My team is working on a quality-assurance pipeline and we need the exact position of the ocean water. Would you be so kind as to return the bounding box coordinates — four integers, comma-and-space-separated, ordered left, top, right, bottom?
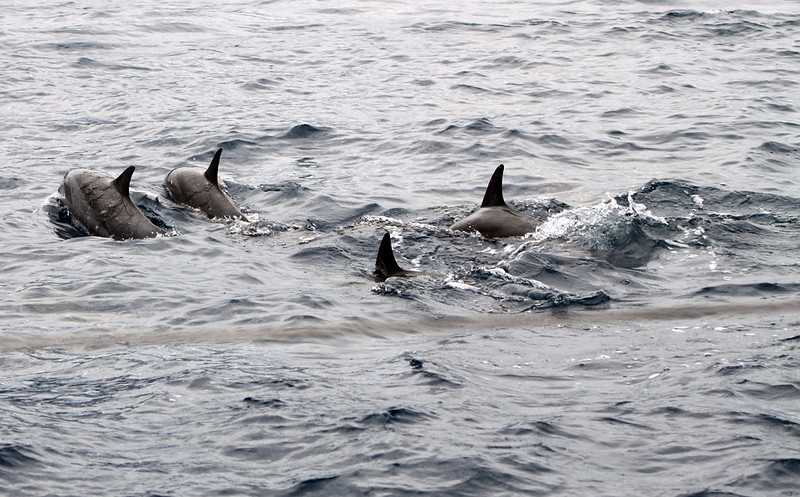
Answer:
1, 1, 799, 496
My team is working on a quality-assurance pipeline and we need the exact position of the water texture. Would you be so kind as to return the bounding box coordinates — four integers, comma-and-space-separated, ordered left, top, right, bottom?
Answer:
1, 1, 798, 496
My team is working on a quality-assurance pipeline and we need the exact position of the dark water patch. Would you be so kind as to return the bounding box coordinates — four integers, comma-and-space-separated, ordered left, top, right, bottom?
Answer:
398, 352, 463, 388
736, 381, 800, 401
601, 223, 667, 268
214, 138, 259, 152
500, 420, 583, 441
763, 102, 796, 113
0, 444, 41, 469
763, 458, 800, 478
731, 458, 800, 493
264, 23, 324, 32
242, 397, 287, 408
290, 245, 354, 265
706, 21, 769, 37
692, 282, 800, 298
650, 406, 714, 419
725, 411, 800, 436
226, 375, 311, 391
503, 129, 572, 148
499, 252, 619, 299
242, 78, 282, 91
526, 87, 574, 99
235, 412, 294, 426
650, 84, 676, 94
371, 455, 559, 495
659, 10, 705, 20
408, 21, 510, 33
756, 141, 800, 155
46, 26, 117, 36
629, 179, 800, 220
223, 441, 296, 464
278, 475, 343, 497
357, 406, 434, 427
450, 83, 499, 95
306, 200, 381, 230
281, 124, 328, 139
35, 40, 116, 51
601, 107, 643, 118
437, 117, 501, 136
481, 55, 528, 69
728, 78, 798, 89
72, 57, 152, 72
677, 491, 749, 497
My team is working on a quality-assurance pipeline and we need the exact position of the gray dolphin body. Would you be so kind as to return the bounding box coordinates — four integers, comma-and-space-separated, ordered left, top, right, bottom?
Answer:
61, 166, 166, 240
450, 164, 533, 238
165, 149, 245, 220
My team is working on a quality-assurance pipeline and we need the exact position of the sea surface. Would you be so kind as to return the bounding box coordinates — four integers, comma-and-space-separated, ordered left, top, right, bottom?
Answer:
1, 1, 799, 496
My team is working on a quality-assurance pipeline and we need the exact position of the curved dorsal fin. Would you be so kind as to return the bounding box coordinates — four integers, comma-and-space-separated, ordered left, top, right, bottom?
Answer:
375, 232, 404, 280
204, 148, 222, 185
113, 166, 135, 198
480, 164, 507, 208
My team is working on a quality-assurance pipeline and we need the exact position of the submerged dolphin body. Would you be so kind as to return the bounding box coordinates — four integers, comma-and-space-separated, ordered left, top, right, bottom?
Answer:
374, 232, 419, 281
61, 166, 167, 240
165, 148, 245, 220
450, 164, 533, 238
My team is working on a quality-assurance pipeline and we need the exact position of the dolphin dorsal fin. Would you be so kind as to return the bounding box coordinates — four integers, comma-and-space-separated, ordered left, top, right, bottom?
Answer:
204, 148, 222, 185
375, 232, 404, 280
113, 166, 135, 198
480, 164, 507, 208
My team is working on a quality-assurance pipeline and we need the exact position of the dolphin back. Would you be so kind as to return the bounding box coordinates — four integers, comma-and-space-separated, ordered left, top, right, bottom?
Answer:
165, 148, 245, 220
450, 163, 534, 237
62, 168, 165, 240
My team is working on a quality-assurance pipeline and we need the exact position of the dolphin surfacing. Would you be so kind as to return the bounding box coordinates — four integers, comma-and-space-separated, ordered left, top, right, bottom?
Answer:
450, 164, 533, 238
61, 166, 166, 240
165, 148, 245, 220
374, 232, 419, 281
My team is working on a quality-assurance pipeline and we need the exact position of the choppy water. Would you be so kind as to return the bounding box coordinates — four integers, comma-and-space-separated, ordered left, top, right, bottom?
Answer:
2, 1, 799, 496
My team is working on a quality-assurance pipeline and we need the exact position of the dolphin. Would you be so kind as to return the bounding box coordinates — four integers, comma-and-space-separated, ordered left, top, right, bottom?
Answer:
374, 232, 420, 281
165, 148, 245, 220
61, 166, 167, 240
450, 164, 533, 237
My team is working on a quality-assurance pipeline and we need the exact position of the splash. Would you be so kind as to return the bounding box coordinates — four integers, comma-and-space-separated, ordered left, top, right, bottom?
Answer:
227, 213, 296, 237
503, 194, 667, 261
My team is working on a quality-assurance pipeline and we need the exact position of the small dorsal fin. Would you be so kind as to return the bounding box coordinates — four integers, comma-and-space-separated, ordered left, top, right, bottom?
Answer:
204, 148, 222, 185
375, 232, 404, 280
480, 164, 507, 208
113, 166, 135, 198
